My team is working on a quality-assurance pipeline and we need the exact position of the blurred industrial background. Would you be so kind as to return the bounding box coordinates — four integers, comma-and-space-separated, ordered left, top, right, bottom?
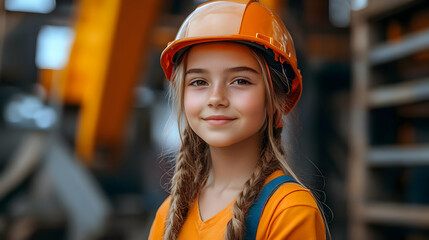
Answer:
0, 0, 428, 239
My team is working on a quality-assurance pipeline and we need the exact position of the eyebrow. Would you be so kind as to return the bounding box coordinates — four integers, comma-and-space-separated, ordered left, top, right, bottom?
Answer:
185, 66, 259, 75
185, 68, 208, 74
226, 66, 259, 74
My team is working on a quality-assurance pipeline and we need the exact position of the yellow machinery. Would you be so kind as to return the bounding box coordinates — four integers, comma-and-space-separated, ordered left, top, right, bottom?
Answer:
63, 0, 162, 165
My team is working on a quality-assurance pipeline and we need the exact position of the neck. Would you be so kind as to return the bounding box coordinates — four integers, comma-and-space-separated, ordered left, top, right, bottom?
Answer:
205, 132, 262, 191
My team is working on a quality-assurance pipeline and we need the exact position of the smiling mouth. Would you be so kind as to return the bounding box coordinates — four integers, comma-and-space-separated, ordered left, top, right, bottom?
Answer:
203, 116, 236, 126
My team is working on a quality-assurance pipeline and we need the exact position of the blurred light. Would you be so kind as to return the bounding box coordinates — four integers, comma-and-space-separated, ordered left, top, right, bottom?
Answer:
5, 102, 21, 123
151, 97, 180, 151
5, 0, 56, 14
352, 0, 367, 11
19, 96, 42, 119
329, 0, 350, 27
4, 95, 57, 130
34, 107, 56, 129
36, 25, 74, 70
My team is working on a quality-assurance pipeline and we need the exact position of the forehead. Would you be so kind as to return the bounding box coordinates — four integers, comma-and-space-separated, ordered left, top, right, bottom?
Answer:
186, 42, 261, 71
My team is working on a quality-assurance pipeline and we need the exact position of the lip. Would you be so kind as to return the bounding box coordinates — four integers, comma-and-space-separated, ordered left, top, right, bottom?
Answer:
203, 115, 236, 126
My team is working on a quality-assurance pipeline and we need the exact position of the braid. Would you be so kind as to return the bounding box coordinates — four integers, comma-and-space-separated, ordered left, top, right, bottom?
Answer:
164, 126, 209, 240
164, 53, 211, 239
164, 129, 195, 240
224, 128, 282, 240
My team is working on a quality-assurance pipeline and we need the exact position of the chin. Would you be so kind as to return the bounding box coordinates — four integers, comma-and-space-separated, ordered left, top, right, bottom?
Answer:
205, 140, 235, 148
200, 137, 234, 148
200, 133, 256, 148
190, 125, 263, 148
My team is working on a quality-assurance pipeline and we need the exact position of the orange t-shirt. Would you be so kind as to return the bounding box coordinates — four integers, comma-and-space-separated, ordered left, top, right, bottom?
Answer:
149, 170, 326, 239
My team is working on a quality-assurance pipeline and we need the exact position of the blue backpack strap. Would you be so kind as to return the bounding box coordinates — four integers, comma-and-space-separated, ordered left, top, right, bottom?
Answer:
244, 175, 297, 240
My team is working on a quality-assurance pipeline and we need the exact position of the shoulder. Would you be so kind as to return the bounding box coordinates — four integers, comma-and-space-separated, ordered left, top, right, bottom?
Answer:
262, 171, 319, 210
148, 196, 171, 240
256, 173, 326, 239
269, 182, 319, 210
156, 195, 172, 218
262, 182, 321, 227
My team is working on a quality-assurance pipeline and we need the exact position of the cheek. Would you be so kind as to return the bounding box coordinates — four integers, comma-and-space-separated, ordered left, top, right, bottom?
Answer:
235, 89, 266, 121
184, 91, 202, 120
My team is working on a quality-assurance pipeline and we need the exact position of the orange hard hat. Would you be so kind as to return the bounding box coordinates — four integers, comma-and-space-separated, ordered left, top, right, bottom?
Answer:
160, 0, 302, 114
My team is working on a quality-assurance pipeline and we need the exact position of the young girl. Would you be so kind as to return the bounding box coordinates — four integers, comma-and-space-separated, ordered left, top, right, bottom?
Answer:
149, 0, 327, 239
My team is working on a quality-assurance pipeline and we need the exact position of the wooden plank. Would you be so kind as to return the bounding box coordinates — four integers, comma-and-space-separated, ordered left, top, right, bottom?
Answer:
370, 29, 429, 65
368, 144, 429, 166
368, 78, 429, 108
365, 203, 429, 228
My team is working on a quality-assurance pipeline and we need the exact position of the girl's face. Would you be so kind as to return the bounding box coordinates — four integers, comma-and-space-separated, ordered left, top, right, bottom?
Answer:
183, 42, 266, 147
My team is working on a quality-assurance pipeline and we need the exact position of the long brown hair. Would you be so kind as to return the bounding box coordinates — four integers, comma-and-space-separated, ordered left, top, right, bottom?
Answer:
164, 44, 306, 240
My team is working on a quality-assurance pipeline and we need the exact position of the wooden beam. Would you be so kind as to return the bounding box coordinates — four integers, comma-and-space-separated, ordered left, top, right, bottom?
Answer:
348, 16, 370, 240
368, 144, 429, 166
365, 203, 429, 228
368, 78, 429, 108
370, 29, 429, 65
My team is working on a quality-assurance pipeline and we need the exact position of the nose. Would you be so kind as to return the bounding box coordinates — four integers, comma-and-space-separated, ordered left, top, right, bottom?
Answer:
207, 83, 229, 108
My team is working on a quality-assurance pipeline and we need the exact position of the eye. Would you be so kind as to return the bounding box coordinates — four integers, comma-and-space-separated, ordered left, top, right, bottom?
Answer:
232, 78, 251, 85
190, 79, 208, 86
